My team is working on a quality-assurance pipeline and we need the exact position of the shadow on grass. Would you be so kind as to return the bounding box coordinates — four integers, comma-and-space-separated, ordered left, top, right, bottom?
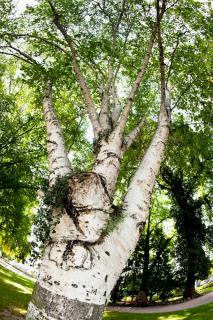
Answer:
0, 265, 34, 316
0, 265, 34, 290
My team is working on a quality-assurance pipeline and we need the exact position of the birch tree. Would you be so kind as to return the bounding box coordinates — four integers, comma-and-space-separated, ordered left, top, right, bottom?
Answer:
0, 0, 211, 319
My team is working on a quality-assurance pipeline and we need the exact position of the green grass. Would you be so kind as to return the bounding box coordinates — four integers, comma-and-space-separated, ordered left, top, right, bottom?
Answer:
196, 282, 213, 295
0, 264, 212, 320
104, 303, 213, 320
0, 264, 35, 316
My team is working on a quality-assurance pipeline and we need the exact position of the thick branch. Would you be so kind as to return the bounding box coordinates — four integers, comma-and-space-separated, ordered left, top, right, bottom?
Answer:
43, 81, 71, 185
122, 0, 170, 224
111, 82, 122, 125
95, 5, 171, 296
99, 65, 113, 131
157, 0, 171, 122
47, 0, 101, 139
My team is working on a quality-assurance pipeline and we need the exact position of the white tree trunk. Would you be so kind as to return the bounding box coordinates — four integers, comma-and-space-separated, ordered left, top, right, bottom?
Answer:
26, 106, 170, 320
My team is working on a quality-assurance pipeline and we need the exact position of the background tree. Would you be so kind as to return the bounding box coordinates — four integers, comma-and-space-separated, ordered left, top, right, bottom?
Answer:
159, 109, 213, 298
161, 165, 212, 299
0, 66, 46, 260
111, 191, 177, 305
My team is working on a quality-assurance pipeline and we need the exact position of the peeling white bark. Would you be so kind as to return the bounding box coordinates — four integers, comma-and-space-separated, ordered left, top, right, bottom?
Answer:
93, 133, 122, 195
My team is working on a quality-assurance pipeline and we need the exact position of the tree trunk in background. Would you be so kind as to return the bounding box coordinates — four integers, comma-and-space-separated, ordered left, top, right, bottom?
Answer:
183, 219, 197, 299
183, 272, 196, 299
136, 213, 151, 305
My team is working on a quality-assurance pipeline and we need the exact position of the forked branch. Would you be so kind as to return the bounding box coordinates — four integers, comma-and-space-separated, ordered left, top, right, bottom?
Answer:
119, 0, 170, 227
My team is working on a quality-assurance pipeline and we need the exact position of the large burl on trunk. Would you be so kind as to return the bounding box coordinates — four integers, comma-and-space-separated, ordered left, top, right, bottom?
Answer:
27, 1, 170, 319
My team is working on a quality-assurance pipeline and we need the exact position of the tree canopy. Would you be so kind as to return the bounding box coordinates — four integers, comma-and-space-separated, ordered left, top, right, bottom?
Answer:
0, 1, 212, 318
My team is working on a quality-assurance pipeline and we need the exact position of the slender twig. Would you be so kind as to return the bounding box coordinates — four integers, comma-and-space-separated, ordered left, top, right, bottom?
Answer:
172, 81, 194, 110
166, 30, 189, 84
166, 0, 179, 11
0, 32, 67, 53
0, 44, 39, 65
0, 51, 34, 65
10, 45, 39, 65
123, 119, 146, 152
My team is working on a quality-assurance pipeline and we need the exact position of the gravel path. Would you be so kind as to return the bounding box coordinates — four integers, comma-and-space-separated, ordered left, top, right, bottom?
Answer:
107, 292, 213, 314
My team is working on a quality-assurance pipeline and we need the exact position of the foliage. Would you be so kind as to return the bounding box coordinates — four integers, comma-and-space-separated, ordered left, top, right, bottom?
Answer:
31, 175, 71, 260
104, 206, 124, 235
157, 91, 213, 298
0, 73, 46, 260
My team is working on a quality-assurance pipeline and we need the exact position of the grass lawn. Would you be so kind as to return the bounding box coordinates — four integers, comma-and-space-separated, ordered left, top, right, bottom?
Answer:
0, 264, 35, 317
0, 264, 212, 319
